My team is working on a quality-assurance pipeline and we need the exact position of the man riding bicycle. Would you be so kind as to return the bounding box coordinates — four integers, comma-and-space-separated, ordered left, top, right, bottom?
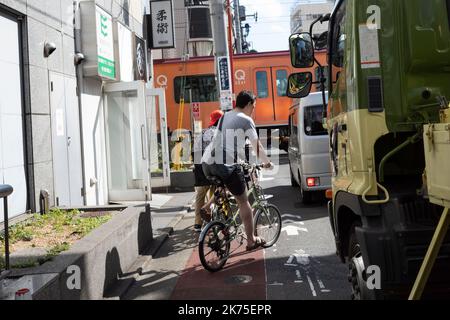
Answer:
201, 90, 273, 251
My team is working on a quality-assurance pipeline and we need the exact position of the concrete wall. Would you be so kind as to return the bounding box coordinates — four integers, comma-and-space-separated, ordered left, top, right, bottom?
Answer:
0, 0, 149, 211
0, 0, 78, 213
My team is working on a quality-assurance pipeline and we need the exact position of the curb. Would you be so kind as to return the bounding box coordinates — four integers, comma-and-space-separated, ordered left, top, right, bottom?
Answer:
106, 202, 195, 300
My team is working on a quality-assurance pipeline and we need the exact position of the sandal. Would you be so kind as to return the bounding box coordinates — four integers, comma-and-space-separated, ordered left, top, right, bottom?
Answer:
246, 237, 266, 251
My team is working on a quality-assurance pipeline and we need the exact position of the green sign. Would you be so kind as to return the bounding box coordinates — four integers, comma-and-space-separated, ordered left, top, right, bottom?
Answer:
96, 6, 115, 79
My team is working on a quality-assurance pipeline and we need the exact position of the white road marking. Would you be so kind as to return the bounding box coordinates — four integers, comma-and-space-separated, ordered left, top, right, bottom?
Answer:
295, 270, 303, 284
294, 250, 310, 266
282, 225, 309, 236
307, 275, 317, 297
268, 282, 284, 286
317, 279, 325, 289
286, 255, 295, 264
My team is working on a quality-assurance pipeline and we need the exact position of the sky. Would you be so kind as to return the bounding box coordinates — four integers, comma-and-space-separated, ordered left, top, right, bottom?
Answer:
239, 0, 328, 52
239, 0, 292, 52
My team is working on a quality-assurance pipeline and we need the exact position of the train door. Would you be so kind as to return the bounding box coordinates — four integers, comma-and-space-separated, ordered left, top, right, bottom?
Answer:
253, 67, 290, 126
271, 67, 290, 124
253, 68, 274, 125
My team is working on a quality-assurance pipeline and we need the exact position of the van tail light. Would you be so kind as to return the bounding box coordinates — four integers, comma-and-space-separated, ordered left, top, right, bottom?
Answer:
326, 189, 333, 199
307, 177, 319, 187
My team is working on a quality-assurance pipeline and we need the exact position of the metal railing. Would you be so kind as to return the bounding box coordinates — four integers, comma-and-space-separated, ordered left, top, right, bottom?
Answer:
1, 184, 13, 273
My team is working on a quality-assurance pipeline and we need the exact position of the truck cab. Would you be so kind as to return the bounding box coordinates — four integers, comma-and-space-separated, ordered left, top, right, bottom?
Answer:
288, 92, 331, 203
287, 0, 450, 299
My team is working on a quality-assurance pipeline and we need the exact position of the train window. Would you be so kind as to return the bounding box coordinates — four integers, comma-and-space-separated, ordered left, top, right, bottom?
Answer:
276, 69, 288, 97
174, 75, 219, 104
256, 71, 269, 98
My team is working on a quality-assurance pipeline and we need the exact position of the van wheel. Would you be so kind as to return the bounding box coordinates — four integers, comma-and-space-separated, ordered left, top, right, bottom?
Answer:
290, 165, 299, 187
301, 188, 313, 204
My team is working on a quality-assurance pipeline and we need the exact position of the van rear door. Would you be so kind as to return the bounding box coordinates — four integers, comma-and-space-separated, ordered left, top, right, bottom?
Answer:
300, 105, 331, 175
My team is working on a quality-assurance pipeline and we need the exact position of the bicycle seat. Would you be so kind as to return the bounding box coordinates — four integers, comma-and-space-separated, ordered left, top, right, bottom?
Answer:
207, 176, 225, 187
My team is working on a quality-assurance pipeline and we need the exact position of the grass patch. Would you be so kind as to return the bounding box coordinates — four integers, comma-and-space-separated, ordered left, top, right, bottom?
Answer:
1, 208, 112, 269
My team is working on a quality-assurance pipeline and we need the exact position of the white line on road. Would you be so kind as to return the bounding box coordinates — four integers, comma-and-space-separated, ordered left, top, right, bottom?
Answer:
307, 275, 317, 297
286, 255, 294, 264
268, 282, 284, 286
317, 279, 325, 289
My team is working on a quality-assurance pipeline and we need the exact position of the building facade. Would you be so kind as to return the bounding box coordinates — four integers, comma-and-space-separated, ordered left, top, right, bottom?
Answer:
290, 0, 335, 36
0, 0, 158, 222
153, 0, 213, 59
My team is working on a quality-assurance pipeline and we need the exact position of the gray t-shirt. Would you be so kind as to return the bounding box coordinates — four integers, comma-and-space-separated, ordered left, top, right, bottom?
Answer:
202, 110, 258, 165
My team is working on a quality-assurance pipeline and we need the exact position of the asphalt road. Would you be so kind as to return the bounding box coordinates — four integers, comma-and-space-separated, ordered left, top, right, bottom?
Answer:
123, 155, 351, 300
260, 155, 350, 300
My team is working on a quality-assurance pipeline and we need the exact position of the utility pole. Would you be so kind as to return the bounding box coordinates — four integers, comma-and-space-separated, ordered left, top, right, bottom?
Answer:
209, 0, 234, 111
233, 0, 243, 54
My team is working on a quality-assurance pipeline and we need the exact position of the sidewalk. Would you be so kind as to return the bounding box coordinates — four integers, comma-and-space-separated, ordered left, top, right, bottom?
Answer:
150, 192, 195, 232
104, 190, 196, 299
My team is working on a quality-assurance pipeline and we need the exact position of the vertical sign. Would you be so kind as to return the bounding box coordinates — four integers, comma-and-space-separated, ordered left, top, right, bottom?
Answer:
96, 6, 115, 79
134, 35, 148, 81
192, 103, 201, 120
150, 0, 175, 49
217, 56, 233, 111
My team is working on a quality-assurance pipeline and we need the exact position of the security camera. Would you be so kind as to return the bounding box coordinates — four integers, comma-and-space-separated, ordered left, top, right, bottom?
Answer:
44, 42, 56, 58
74, 52, 85, 65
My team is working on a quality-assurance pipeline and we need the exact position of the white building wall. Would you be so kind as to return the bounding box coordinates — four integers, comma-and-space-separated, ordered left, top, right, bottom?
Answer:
76, 0, 148, 206
291, 0, 334, 36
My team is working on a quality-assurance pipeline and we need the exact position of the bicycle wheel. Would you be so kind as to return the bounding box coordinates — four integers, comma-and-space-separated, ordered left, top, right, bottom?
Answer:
198, 221, 230, 272
254, 204, 282, 248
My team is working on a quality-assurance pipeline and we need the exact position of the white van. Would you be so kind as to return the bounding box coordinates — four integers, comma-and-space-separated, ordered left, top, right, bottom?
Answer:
288, 92, 331, 204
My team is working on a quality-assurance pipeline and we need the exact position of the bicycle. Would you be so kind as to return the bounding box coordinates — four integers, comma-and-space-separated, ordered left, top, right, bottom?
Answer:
198, 163, 282, 272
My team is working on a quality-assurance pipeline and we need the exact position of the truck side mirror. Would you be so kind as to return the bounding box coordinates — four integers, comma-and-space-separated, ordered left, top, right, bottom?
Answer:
314, 31, 328, 51
287, 72, 313, 98
289, 33, 315, 68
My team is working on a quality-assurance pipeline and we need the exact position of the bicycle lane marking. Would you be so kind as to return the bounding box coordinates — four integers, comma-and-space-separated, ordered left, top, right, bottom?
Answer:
170, 240, 266, 300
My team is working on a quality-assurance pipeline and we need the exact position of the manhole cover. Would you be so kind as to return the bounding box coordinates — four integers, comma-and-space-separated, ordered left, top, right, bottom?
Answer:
225, 275, 253, 285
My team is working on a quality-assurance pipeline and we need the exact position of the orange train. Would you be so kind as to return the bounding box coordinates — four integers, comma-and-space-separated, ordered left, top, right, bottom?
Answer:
153, 50, 327, 138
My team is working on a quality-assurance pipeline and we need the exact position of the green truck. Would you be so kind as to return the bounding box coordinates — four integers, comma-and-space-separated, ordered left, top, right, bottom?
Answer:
287, 0, 450, 299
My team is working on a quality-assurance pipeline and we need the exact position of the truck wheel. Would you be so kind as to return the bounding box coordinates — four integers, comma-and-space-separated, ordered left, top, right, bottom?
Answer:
290, 166, 299, 187
301, 187, 313, 204
347, 222, 374, 300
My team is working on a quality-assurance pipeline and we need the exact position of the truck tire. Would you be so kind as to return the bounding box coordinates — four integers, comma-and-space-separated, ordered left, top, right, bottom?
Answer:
347, 221, 375, 300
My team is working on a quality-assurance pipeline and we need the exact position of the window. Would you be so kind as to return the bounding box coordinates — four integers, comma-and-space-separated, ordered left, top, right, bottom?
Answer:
174, 75, 218, 103
315, 66, 329, 90
304, 105, 327, 136
331, 2, 347, 69
256, 71, 269, 98
188, 7, 212, 39
276, 69, 288, 97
